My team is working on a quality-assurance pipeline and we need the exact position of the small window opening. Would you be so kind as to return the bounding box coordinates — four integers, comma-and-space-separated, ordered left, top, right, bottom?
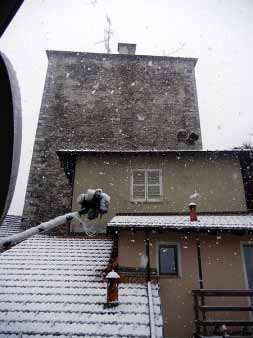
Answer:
159, 244, 178, 276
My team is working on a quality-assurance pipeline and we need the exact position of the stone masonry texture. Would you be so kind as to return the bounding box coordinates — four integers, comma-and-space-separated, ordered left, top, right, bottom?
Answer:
22, 50, 202, 227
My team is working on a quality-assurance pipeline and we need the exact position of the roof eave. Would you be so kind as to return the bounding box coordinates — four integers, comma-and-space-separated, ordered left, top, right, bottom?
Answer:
56, 149, 253, 156
107, 224, 253, 234
46, 49, 197, 65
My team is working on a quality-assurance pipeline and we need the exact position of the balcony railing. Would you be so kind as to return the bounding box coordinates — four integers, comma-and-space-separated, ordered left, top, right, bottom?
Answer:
192, 289, 253, 338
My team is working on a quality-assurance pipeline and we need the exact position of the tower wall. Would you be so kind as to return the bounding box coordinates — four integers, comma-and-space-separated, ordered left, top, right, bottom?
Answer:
23, 51, 202, 226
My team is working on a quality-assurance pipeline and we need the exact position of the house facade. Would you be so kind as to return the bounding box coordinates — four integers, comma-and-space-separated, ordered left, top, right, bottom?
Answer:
108, 216, 253, 338
58, 149, 248, 230
58, 148, 253, 337
21, 43, 253, 337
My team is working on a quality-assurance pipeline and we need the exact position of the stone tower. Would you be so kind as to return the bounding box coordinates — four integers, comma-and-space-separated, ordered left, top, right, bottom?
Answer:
22, 44, 202, 226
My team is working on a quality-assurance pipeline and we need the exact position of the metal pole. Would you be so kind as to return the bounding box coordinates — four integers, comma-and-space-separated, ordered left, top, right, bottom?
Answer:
196, 238, 203, 289
196, 237, 206, 335
145, 229, 151, 282
0, 212, 78, 253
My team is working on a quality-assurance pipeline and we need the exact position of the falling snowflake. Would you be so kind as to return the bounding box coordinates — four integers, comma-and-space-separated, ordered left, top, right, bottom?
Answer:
189, 190, 200, 199
136, 115, 145, 121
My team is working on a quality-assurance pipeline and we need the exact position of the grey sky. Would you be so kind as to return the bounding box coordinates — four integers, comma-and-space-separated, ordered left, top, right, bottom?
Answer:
0, 0, 252, 215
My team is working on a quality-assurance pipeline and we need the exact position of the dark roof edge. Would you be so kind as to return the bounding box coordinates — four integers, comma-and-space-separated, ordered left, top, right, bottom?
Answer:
46, 50, 197, 65
115, 211, 251, 216
56, 149, 253, 156
107, 224, 253, 233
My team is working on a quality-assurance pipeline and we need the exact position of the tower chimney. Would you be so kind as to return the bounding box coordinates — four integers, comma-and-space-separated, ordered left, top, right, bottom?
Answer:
118, 43, 136, 55
189, 202, 197, 221
105, 270, 120, 307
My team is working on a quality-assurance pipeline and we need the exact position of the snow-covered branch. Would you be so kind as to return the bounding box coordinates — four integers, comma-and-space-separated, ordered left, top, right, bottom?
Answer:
0, 212, 77, 253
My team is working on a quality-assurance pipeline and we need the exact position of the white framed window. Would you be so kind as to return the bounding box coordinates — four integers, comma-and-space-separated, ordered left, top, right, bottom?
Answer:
131, 169, 162, 202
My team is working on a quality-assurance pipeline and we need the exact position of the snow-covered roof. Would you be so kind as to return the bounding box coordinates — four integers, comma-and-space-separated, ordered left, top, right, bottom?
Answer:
0, 219, 163, 337
108, 214, 253, 231
0, 215, 22, 237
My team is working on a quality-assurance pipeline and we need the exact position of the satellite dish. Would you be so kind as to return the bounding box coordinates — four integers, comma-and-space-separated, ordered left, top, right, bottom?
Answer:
0, 53, 22, 225
187, 132, 199, 145
0, 0, 23, 225
177, 129, 187, 143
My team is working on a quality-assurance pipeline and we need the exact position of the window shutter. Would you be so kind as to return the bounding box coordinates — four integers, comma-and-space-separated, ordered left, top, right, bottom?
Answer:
147, 170, 161, 200
132, 171, 145, 200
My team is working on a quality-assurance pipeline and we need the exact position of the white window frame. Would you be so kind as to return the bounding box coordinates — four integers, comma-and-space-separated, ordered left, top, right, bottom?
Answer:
130, 169, 162, 202
240, 242, 251, 291
240, 242, 253, 312
156, 241, 182, 278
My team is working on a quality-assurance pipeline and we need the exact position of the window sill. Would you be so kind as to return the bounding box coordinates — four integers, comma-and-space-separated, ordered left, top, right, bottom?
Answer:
130, 199, 163, 204
159, 274, 181, 279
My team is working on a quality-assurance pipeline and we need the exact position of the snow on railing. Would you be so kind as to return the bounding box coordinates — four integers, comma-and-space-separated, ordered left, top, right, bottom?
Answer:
0, 212, 79, 253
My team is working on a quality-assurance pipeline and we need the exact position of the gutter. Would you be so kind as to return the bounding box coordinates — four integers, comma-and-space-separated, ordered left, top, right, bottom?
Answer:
145, 230, 156, 337
196, 236, 206, 332
145, 229, 151, 282
147, 281, 156, 338
196, 238, 204, 289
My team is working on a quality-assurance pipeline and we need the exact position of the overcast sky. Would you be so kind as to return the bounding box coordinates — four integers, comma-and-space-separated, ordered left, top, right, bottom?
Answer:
0, 0, 253, 215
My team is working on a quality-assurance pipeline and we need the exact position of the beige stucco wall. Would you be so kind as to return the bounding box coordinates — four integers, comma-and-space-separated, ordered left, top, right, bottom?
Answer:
72, 151, 249, 336
118, 230, 252, 338
72, 153, 247, 230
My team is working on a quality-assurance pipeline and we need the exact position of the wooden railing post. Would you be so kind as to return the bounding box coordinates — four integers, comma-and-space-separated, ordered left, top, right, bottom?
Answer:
201, 293, 207, 335
192, 289, 253, 337
193, 291, 200, 335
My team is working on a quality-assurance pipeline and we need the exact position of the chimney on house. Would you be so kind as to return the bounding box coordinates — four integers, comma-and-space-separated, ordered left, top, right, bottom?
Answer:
105, 270, 120, 307
118, 43, 136, 55
189, 202, 197, 221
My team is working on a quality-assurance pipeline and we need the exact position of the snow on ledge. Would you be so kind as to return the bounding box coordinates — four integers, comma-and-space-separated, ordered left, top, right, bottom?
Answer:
108, 215, 253, 231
